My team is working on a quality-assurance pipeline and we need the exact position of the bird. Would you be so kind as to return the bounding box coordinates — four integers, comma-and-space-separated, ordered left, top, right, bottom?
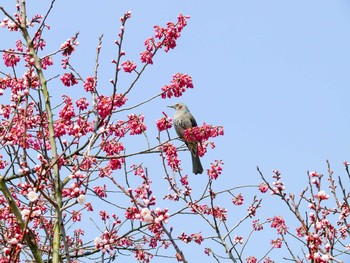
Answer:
167, 102, 203, 174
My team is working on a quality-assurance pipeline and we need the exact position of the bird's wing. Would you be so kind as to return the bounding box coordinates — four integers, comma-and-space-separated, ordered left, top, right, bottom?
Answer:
189, 115, 198, 127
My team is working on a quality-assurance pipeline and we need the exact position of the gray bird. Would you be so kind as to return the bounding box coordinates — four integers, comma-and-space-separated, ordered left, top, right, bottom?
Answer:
168, 103, 203, 174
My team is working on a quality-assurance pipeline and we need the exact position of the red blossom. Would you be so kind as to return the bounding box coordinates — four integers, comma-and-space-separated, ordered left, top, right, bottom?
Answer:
156, 111, 173, 131
258, 183, 269, 193
139, 14, 189, 65
232, 193, 244, 205
127, 114, 147, 135
96, 94, 127, 119
246, 256, 257, 263
161, 142, 181, 172
178, 232, 192, 243
207, 160, 223, 180
271, 238, 282, 248
108, 158, 124, 170
252, 219, 264, 231
94, 185, 107, 198
161, 73, 194, 99
76, 97, 89, 111
191, 233, 204, 245
23, 69, 40, 89
40, 56, 53, 69
3, 49, 20, 67
71, 210, 82, 222
183, 123, 224, 143
84, 76, 95, 92
60, 38, 78, 56
140, 50, 153, 64
60, 73, 78, 87
268, 216, 288, 235
121, 60, 137, 73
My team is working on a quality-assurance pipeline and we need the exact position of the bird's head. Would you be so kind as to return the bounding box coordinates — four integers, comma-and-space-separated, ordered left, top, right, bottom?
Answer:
167, 102, 187, 111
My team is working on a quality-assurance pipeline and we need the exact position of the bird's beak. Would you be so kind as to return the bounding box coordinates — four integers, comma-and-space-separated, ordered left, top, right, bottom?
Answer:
167, 105, 175, 109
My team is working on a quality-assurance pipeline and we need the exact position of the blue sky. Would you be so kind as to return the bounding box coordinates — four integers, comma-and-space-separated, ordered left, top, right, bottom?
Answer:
1, 1, 350, 262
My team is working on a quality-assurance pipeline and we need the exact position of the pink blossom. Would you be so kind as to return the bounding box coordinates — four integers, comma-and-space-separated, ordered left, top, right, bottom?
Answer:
161, 73, 194, 99
60, 73, 78, 87
3, 49, 20, 67
235, 235, 243, 244
271, 238, 282, 248
246, 256, 257, 263
161, 142, 181, 172
76, 97, 89, 110
156, 112, 173, 131
72, 210, 82, 222
191, 233, 204, 245
232, 193, 244, 205
207, 160, 223, 180
60, 38, 77, 56
316, 190, 330, 200
121, 60, 137, 73
140, 50, 153, 64
259, 183, 269, 193
40, 56, 54, 69
84, 76, 95, 92
252, 219, 263, 231
183, 123, 224, 142
268, 216, 288, 234
127, 114, 147, 135
94, 185, 107, 198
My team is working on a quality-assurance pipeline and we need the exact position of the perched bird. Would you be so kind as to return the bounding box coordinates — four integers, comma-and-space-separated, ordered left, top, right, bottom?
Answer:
168, 103, 203, 174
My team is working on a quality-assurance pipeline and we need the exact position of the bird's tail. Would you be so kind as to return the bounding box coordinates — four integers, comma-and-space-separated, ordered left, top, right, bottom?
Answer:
186, 141, 203, 174
191, 152, 203, 175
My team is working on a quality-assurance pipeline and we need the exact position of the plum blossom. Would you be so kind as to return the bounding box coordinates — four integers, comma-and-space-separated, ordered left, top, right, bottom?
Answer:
156, 112, 173, 131
27, 190, 39, 202
3, 49, 20, 67
316, 190, 330, 200
60, 72, 78, 87
121, 60, 137, 73
140, 208, 153, 223
207, 160, 224, 180
84, 76, 95, 92
258, 183, 269, 193
77, 194, 86, 205
161, 73, 194, 99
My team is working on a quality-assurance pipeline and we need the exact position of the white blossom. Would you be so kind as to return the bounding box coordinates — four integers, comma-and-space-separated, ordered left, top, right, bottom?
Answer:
27, 190, 38, 202
77, 194, 86, 205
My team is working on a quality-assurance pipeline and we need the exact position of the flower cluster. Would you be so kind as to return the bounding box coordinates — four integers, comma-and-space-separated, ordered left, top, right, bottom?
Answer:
154, 14, 190, 52
121, 60, 137, 73
207, 160, 224, 180
156, 112, 173, 132
140, 14, 190, 64
232, 193, 244, 206
161, 73, 194, 99
183, 123, 224, 142
83, 76, 95, 92
178, 232, 204, 245
270, 169, 285, 195
60, 72, 78, 87
160, 142, 181, 172
189, 202, 227, 221
127, 114, 147, 135
3, 49, 21, 67
96, 94, 127, 119
60, 38, 78, 57
268, 216, 288, 235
